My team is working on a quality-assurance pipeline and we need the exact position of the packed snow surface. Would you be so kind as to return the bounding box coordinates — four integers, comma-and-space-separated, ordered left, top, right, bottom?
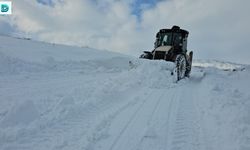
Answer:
0, 36, 250, 150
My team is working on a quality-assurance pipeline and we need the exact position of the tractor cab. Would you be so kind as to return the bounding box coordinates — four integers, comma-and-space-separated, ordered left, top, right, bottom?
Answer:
154, 26, 189, 54
140, 26, 189, 61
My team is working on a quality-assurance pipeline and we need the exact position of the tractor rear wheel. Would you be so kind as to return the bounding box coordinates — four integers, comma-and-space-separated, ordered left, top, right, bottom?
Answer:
185, 51, 193, 77
175, 54, 187, 81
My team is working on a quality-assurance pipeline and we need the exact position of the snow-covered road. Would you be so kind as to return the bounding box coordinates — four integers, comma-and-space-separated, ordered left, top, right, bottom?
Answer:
0, 36, 250, 150
103, 84, 199, 150
0, 68, 203, 150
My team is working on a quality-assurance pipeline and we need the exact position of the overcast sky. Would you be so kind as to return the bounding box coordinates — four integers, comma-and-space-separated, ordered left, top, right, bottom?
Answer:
0, 0, 250, 64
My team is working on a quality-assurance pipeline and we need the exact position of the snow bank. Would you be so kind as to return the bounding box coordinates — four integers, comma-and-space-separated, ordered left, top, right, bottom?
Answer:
194, 66, 250, 150
0, 52, 130, 75
193, 59, 245, 71
0, 36, 130, 75
0, 36, 133, 149
0, 36, 124, 63
126, 59, 177, 88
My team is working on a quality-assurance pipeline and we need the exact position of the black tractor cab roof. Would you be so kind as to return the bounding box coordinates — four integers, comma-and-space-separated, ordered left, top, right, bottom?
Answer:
158, 26, 189, 37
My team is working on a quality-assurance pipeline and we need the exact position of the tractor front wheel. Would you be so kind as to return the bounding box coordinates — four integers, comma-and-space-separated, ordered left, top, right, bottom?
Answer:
175, 54, 187, 81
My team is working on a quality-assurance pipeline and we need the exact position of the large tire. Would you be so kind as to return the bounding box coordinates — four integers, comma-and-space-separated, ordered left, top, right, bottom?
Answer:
175, 54, 187, 81
185, 51, 193, 77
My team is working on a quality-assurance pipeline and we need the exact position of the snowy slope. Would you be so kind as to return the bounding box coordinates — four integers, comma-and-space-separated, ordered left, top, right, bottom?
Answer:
0, 36, 249, 150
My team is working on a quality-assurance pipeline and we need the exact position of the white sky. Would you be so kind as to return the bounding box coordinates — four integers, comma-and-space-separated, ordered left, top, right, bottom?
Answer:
0, 0, 250, 64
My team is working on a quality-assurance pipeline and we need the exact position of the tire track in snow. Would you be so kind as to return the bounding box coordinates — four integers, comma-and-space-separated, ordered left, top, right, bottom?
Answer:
136, 81, 206, 150
99, 83, 186, 150
168, 83, 205, 150
84, 90, 149, 150
90, 79, 206, 150
108, 90, 156, 150
107, 89, 166, 150
4, 86, 147, 150
136, 87, 178, 150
